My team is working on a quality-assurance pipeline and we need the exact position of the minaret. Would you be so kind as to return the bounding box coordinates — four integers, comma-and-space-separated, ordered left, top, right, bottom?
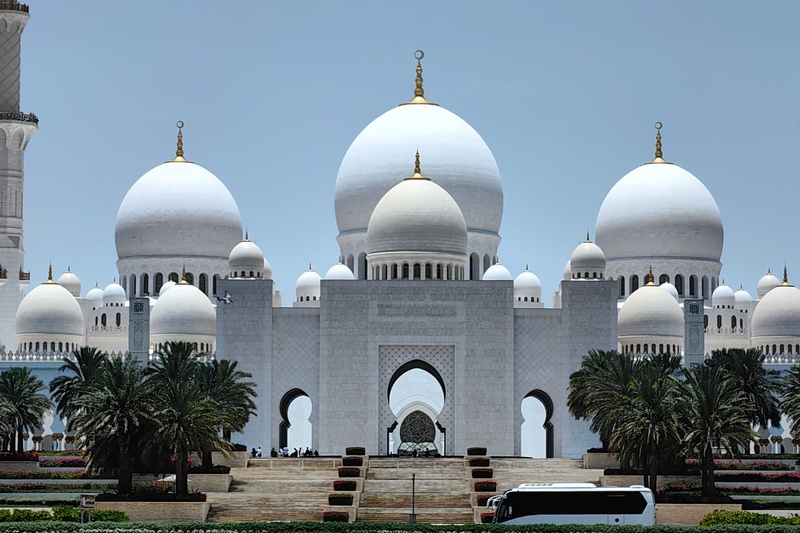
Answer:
0, 2, 37, 350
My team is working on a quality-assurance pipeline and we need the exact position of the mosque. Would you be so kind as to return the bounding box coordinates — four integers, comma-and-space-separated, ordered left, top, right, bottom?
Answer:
1, 4, 799, 457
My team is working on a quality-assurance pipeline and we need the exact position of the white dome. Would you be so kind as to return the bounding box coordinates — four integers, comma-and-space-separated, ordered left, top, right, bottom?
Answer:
618, 281, 684, 339
86, 283, 104, 306
757, 271, 781, 300
159, 280, 176, 296
295, 267, 321, 300
596, 162, 723, 263
752, 280, 800, 339
228, 238, 265, 278
150, 280, 216, 337
570, 239, 606, 279
335, 103, 502, 241
660, 282, 679, 301
326, 262, 355, 280
562, 260, 571, 281
367, 173, 467, 256
57, 269, 81, 297
712, 283, 735, 308
483, 262, 512, 281
16, 279, 84, 338
103, 280, 126, 305
115, 159, 242, 261
734, 286, 753, 305
515, 269, 542, 292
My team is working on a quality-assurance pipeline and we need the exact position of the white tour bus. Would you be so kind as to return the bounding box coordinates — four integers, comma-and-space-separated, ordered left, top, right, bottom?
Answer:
487, 483, 655, 526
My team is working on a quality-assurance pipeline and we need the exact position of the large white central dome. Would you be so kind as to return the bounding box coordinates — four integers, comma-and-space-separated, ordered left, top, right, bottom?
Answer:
115, 160, 242, 260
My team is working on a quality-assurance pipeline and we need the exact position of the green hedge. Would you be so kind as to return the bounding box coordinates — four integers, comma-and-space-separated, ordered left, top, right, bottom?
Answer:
0, 506, 127, 523
344, 447, 365, 456
0, 470, 96, 480
701, 510, 800, 526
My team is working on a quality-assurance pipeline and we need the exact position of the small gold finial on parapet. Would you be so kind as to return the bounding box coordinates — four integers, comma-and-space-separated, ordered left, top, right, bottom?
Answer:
245, 229, 249, 241
783, 265, 790, 285
401, 50, 438, 106
405, 150, 431, 181
171, 120, 191, 163
585, 231, 591, 243
308, 262, 313, 271
651, 122, 668, 164
46, 263, 53, 283
645, 266, 655, 285
180, 264, 188, 284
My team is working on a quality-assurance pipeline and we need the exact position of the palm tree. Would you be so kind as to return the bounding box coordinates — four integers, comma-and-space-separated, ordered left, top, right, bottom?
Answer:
0, 395, 14, 450
49, 346, 108, 427
567, 350, 638, 453
780, 364, 800, 441
151, 378, 228, 496
0, 367, 51, 452
146, 341, 200, 384
195, 359, 257, 467
71, 355, 152, 495
679, 364, 754, 497
609, 353, 683, 490
706, 348, 782, 429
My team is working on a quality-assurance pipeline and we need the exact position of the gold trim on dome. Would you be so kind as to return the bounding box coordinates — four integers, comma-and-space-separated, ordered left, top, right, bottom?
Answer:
404, 151, 431, 181
169, 120, 193, 163
399, 50, 439, 106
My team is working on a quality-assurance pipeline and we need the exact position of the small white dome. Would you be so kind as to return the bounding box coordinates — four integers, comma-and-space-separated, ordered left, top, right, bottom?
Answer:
228, 237, 266, 279
86, 283, 104, 306
326, 262, 355, 280
752, 277, 800, 340
295, 266, 321, 301
515, 269, 543, 292
660, 282, 679, 301
151, 280, 216, 338
159, 280, 176, 296
757, 271, 781, 300
562, 260, 571, 281
712, 283, 735, 308
483, 262, 512, 281
618, 280, 684, 339
570, 238, 606, 279
16, 278, 84, 341
367, 169, 467, 257
734, 286, 753, 305
103, 280, 126, 306
57, 269, 81, 298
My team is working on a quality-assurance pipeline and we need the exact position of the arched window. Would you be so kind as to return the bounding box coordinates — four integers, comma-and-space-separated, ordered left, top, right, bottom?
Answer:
704, 315, 708, 328
470, 253, 480, 280
213, 275, 218, 295
619, 276, 625, 298
731, 315, 736, 329
392, 264, 398, 280
116, 313, 121, 327
185, 272, 194, 285
141, 273, 149, 295
35, 341, 39, 351
58, 342, 63, 352
358, 252, 367, 281
94, 316, 98, 326
425, 263, 432, 280
659, 343, 664, 354
659, 274, 669, 285
155, 273, 164, 294
717, 315, 722, 329
790, 345, 793, 355
169, 272, 179, 283
402, 264, 409, 280
130, 274, 137, 297
689, 275, 697, 297
446, 264, 452, 280
773, 344, 777, 354
740, 318, 743, 330
631, 275, 640, 293
101, 313, 107, 327
636, 344, 641, 353
51, 342, 55, 352
413, 263, 421, 280
780, 344, 785, 355
436, 264, 442, 280
675, 274, 684, 296
702, 276, 709, 300
643, 344, 648, 354
199, 274, 207, 294
576, 272, 581, 279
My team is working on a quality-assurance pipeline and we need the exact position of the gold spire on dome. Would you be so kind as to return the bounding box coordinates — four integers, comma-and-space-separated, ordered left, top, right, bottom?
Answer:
650, 121, 669, 164
245, 229, 249, 241
308, 262, 313, 271
782, 265, 793, 286
525, 263, 529, 271
645, 266, 655, 285
400, 50, 438, 106
180, 265, 188, 284
45, 264, 54, 284
404, 151, 431, 181
170, 120, 192, 163
585, 231, 591, 243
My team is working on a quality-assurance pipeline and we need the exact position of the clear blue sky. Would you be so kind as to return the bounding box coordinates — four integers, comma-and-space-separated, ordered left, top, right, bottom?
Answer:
19, 1, 800, 302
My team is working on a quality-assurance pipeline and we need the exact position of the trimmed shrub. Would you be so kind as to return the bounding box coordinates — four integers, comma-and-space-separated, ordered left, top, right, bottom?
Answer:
0, 451, 38, 462
345, 447, 365, 456
474, 481, 497, 492
333, 480, 357, 491
480, 511, 495, 524
341, 456, 363, 467
40, 458, 86, 468
468, 457, 490, 467
328, 493, 354, 505
0, 509, 51, 522
338, 467, 360, 478
701, 509, 800, 526
0, 470, 95, 480
322, 510, 349, 522
467, 446, 487, 456
472, 468, 493, 479
51, 506, 129, 522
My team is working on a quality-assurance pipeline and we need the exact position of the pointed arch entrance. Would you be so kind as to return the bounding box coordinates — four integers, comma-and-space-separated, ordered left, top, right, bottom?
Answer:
521, 390, 554, 458
279, 388, 312, 452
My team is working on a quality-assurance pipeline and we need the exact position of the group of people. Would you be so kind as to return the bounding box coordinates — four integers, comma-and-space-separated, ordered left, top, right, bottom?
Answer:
250, 446, 319, 458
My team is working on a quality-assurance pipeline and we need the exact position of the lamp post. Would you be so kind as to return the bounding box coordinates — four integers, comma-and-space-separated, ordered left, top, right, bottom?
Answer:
409, 472, 417, 523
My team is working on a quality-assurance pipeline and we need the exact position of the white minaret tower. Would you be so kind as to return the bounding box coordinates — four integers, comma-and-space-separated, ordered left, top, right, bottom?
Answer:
0, 2, 36, 350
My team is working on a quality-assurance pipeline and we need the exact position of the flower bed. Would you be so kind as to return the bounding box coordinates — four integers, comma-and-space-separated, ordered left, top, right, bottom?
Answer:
471, 468, 493, 479
686, 458, 795, 471
322, 510, 349, 522
0, 452, 38, 462
338, 467, 360, 478
37, 450, 84, 457
474, 481, 496, 492
97, 492, 206, 502
0, 469, 95, 479
341, 456, 363, 467
328, 493, 354, 505
0, 482, 113, 493
39, 457, 86, 468
716, 472, 800, 482
480, 511, 495, 524
468, 457, 490, 467
476, 493, 495, 506
657, 482, 800, 502
467, 446, 487, 456
345, 447, 365, 456
333, 480, 357, 491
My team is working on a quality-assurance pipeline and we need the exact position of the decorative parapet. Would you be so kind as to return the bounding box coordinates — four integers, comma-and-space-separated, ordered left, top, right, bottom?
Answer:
763, 353, 800, 365
0, 3, 29, 13
0, 111, 36, 123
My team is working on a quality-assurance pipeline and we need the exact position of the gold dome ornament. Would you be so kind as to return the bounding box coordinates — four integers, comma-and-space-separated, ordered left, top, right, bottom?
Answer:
650, 122, 671, 164
400, 50, 438, 106
170, 120, 193, 163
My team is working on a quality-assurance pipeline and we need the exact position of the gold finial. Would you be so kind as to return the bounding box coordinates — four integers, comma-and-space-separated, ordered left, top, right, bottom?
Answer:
783, 265, 790, 285
645, 266, 655, 285
245, 229, 249, 241
585, 231, 591, 243
405, 151, 431, 181
171, 120, 191, 163
46, 264, 53, 283
651, 121, 668, 164
180, 264, 188, 284
525, 263, 529, 271
308, 262, 313, 271
400, 50, 438, 106
722, 278, 725, 286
